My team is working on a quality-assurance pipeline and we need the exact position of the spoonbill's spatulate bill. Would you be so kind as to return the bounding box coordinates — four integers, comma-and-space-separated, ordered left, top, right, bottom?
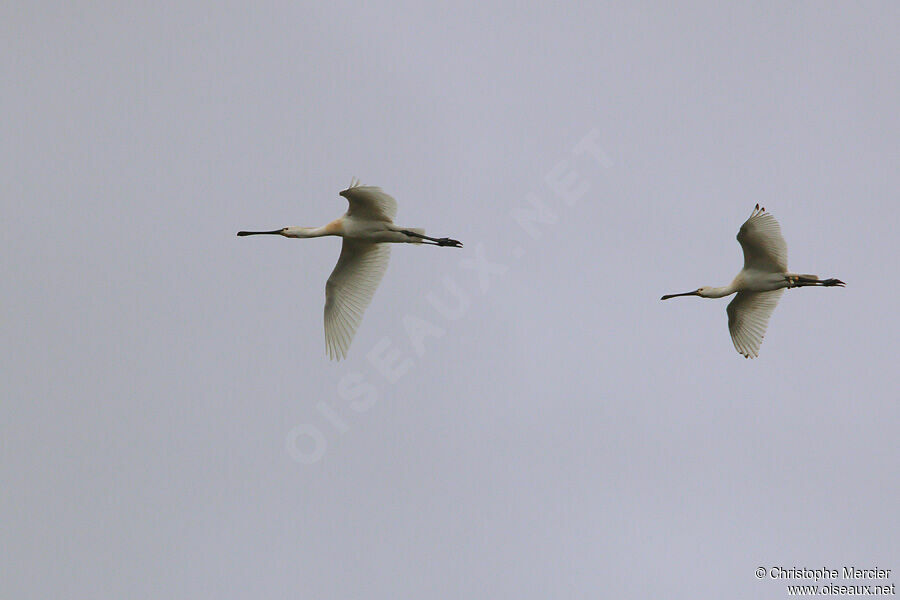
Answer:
661, 205, 844, 358
238, 179, 462, 360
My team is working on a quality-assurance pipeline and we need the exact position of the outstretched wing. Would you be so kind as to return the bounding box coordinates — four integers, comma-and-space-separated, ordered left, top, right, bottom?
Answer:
726, 289, 784, 358
339, 180, 398, 222
736, 205, 788, 273
324, 239, 391, 360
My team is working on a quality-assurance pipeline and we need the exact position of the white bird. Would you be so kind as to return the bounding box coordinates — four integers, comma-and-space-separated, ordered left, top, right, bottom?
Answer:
661, 205, 844, 358
238, 179, 462, 360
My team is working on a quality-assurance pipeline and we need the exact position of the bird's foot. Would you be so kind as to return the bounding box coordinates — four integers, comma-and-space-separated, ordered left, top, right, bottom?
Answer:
822, 278, 846, 287
437, 237, 463, 248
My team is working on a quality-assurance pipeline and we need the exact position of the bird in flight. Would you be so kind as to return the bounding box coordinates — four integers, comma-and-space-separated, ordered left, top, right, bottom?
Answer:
238, 179, 462, 360
661, 205, 844, 358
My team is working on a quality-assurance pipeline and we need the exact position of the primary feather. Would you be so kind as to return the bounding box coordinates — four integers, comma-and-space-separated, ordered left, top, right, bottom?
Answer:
726, 289, 784, 358
736, 205, 788, 273
340, 184, 398, 222
324, 240, 391, 360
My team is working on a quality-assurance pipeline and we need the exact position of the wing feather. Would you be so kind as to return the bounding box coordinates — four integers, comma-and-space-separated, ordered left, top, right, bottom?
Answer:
324, 240, 391, 360
339, 183, 398, 222
736, 205, 788, 272
726, 289, 784, 358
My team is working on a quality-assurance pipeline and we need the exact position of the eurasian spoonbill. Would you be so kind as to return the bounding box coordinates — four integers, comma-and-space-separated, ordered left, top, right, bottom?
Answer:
661, 205, 844, 358
238, 179, 462, 360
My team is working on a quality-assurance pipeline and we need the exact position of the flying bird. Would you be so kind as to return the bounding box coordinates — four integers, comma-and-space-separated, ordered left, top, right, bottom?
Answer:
238, 179, 462, 360
661, 205, 844, 358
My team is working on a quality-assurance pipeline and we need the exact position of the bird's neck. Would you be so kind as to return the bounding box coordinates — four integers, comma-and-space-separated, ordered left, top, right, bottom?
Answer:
285, 220, 343, 239
284, 225, 331, 238
704, 283, 738, 298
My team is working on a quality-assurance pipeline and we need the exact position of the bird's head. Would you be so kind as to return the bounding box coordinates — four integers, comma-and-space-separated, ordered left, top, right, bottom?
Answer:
660, 287, 703, 300
660, 286, 730, 300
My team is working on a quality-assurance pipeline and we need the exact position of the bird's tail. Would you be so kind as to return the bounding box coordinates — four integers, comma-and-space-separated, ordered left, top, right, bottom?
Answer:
786, 274, 846, 288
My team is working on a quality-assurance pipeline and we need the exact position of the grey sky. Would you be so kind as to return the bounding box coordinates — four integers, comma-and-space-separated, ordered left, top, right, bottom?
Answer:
2, 2, 898, 598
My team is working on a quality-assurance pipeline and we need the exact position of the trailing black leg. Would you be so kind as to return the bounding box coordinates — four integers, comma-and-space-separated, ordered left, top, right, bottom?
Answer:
400, 230, 463, 248
786, 274, 845, 288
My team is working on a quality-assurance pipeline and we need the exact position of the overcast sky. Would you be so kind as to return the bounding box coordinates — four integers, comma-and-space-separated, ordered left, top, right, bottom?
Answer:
3, 2, 898, 598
